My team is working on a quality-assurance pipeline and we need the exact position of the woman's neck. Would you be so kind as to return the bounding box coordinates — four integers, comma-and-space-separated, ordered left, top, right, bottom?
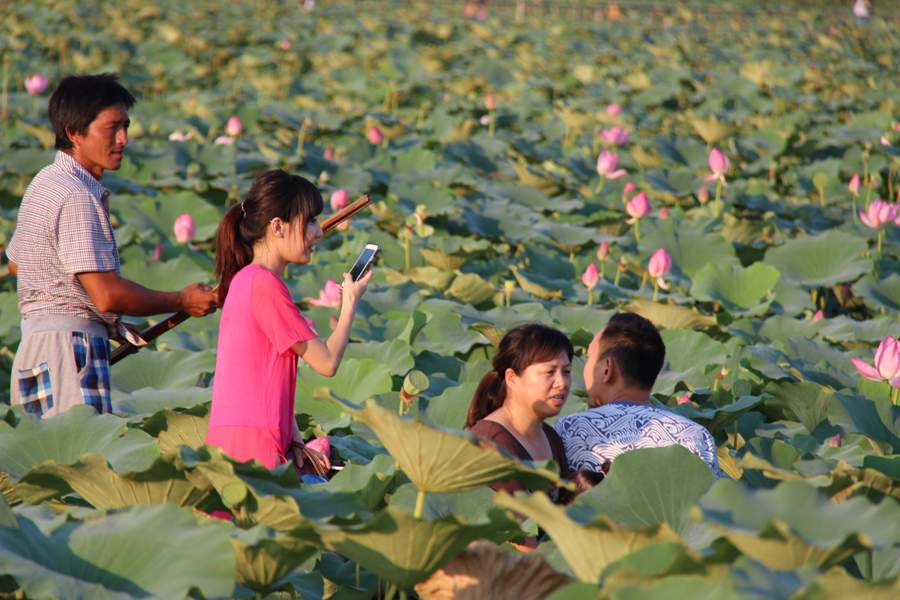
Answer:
491, 403, 543, 440
251, 246, 286, 276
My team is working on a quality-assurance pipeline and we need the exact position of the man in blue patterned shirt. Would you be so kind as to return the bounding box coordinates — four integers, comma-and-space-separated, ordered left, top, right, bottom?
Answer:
555, 313, 720, 478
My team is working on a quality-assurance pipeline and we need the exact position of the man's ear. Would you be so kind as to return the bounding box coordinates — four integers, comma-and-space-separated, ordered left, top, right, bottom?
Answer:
601, 356, 616, 384
66, 127, 82, 149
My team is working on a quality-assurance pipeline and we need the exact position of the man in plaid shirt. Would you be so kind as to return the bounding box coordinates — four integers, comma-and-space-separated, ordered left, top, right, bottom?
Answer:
5, 74, 218, 417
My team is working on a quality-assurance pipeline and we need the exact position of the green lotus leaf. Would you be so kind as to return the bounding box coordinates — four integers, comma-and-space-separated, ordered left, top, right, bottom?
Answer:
322, 454, 397, 512
0, 503, 234, 599
112, 386, 212, 417
445, 272, 496, 305
765, 231, 871, 288
18, 453, 213, 508
690, 262, 780, 316
496, 491, 679, 583
738, 454, 899, 500
0, 292, 20, 346
0, 406, 158, 480
699, 479, 900, 569
853, 273, 900, 313
111, 348, 216, 393
510, 266, 564, 300
119, 253, 213, 292
230, 526, 321, 593
424, 381, 480, 430
332, 396, 568, 494
571, 446, 715, 536
763, 381, 833, 434
343, 340, 415, 377
795, 567, 900, 600
627, 299, 716, 331
317, 506, 509, 588
654, 329, 728, 395
298, 356, 393, 407
606, 575, 741, 600
413, 310, 490, 356
112, 191, 222, 243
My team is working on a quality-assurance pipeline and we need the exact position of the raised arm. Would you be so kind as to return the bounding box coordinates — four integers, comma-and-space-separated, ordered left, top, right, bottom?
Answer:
78, 271, 218, 317
293, 269, 372, 377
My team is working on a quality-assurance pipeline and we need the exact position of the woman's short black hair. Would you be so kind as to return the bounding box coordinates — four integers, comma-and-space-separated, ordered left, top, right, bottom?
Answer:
48, 73, 136, 150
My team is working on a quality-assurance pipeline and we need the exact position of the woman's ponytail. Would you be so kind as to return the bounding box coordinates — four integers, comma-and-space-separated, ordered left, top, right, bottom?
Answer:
215, 203, 253, 304
467, 370, 505, 428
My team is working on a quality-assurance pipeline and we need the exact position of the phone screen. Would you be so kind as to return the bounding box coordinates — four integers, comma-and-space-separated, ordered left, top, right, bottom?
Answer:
349, 247, 377, 281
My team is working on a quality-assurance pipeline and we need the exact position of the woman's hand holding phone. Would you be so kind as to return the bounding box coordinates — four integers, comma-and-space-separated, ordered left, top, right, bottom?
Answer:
340, 268, 373, 307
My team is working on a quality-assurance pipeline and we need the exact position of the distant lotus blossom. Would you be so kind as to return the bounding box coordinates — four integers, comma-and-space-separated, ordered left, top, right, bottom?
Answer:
606, 103, 621, 117
600, 126, 629, 146
705, 148, 730, 184
225, 115, 242, 137
168, 130, 193, 142
367, 126, 384, 145
881, 136, 891, 147
323, 147, 335, 160
658, 206, 670, 220
479, 115, 491, 126
813, 310, 824, 321
676, 394, 692, 405
173, 213, 195, 244
848, 174, 861, 195
626, 192, 651, 224
895, 123, 900, 132
647, 248, 672, 291
851, 336, 900, 388
596, 151, 626, 179
278, 39, 292, 51
309, 279, 342, 308
623, 182, 636, 194
484, 93, 497, 111
152, 244, 163, 261
596, 241, 610, 261
214, 135, 234, 145
581, 263, 599, 289
827, 434, 841, 448
697, 185, 709, 204
24, 73, 49, 96
330, 188, 349, 212
859, 199, 897, 228
207, 510, 234, 522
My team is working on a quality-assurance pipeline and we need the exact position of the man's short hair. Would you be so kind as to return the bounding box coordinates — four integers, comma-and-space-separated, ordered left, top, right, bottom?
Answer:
48, 73, 136, 150
599, 312, 665, 390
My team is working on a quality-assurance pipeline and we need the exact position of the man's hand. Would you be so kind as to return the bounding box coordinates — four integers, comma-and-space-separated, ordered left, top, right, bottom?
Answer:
178, 283, 218, 317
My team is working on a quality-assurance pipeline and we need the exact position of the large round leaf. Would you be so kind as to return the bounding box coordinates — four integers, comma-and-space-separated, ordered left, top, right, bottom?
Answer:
765, 231, 871, 288
690, 262, 780, 316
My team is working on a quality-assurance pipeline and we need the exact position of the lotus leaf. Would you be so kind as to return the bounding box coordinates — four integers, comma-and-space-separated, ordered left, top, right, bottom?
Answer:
690, 263, 780, 316
111, 348, 215, 393
765, 231, 871, 288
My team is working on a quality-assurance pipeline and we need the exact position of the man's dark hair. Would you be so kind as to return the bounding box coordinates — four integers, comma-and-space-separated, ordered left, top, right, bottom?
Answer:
48, 73, 136, 150
599, 312, 665, 390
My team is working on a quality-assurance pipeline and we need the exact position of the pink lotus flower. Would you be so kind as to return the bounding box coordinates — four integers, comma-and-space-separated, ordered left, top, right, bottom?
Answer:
848, 174, 861, 196
225, 115, 243, 137
306, 436, 330, 457
24, 74, 49, 96
625, 192, 651, 224
173, 213, 195, 244
851, 336, 900, 388
214, 135, 234, 145
676, 394, 692, 405
859, 199, 897, 228
606, 103, 622, 117
596, 151, 626, 179
330, 188, 349, 211
600, 126, 629, 146
581, 263, 599, 289
278, 39, 293, 51
207, 510, 234, 521
647, 248, 672, 290
597, 241, 610, 261
827, 434, 841, 448
367, 126, 384, 145
168, 130, 193, 142
484, 93, 497, 111
812, 310, 824, 321
323, 147, 335, 160
705, 148, 730, 184
309, 279, 342, 308
479, 115, 491, 126
623, 182, 636, 194
658, 206, 670, 220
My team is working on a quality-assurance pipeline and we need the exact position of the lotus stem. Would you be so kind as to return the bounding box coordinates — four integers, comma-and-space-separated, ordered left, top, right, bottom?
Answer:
596, 177, 606, 196
652, 279, 659, 302
891, 386, 899, 406
342, 229, 349, 257
587, 289, 593, 305
402, 238, 411, 272
712, 180, 723, 218
229, 144, 238, 205
851, 194, 858, 223
488, 109, 495, 137
633, 219, 640, 243
877, 229, 884, 254
355, 562, 361, 588
1, 54, 8, 123
296, 122, 309, 160
414, 488, 426, 519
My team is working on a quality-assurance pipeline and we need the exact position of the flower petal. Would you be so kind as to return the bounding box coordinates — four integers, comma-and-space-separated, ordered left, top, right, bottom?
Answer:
851, 357, 884, 382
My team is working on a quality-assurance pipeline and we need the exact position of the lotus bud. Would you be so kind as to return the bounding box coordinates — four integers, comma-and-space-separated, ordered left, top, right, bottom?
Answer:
173, 213, 195, 244
647, 248, 672, 280
278, 39, 292, 51
596, 241, 610, 261
225, 115, 243, 137
581, 263, 599, 289
606, 103, 621, 117
479, 115, 491, 126
367, 126, 384, 145
318, 170, 330, 186
812, 309, 824, 321
848, 173, 861, 196
309, 279, 342, 308
207, 510, 234, 521
213, 135, 234, 145
658, 206, 670, 220
324, 146, 335, 160
625, 192, 651, 224
708, 148, 729, 176
596, 151, 626, 179
330, 188, 349, 212
600, 126, 629, 146
698, 185, 709, 204
168, 130, 193, 142
676, 394, 692, 405
24, 73, 49, 96
152, 244, 163, 261
623, 182, 636, 194
400, 369, 430, 407
851, 336, 900, 387
880, 136, 891, 147
827, 434, 841, 448
484, 93, 497, 111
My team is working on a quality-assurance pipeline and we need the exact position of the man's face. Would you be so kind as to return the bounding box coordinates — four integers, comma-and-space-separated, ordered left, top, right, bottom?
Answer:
69, 104, 130, 179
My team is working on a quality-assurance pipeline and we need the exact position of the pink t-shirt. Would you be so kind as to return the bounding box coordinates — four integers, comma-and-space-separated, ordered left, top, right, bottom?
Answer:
207, 264, 317, 468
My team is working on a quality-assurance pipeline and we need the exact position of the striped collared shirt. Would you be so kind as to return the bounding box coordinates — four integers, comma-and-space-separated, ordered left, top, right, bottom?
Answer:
6, 151, 120, 324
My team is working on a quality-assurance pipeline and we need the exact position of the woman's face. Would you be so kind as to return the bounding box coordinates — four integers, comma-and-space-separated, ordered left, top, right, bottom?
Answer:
276, 214, 323, 264
505, 350, 572, 420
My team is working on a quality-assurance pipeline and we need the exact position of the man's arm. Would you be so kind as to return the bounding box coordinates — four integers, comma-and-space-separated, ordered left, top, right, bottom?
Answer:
78, 271, 217, 317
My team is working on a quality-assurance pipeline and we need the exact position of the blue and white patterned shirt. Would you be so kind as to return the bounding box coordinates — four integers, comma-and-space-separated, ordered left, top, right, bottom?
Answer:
554, 401, 721, 476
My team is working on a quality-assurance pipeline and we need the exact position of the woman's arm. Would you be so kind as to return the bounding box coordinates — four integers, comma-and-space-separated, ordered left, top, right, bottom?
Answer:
292, 269, 372, 376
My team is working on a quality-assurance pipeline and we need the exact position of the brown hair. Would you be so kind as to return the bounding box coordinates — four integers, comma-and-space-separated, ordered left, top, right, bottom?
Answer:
598, 312, 665, 391
466, 324, 574, 428
215, 169, 323, 303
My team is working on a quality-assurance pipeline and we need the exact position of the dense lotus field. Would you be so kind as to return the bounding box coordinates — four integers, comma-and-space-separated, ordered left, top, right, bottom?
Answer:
1, 1, 900, 598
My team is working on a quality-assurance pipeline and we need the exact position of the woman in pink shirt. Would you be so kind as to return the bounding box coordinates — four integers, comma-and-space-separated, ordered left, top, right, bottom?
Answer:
207, 169, 372, 472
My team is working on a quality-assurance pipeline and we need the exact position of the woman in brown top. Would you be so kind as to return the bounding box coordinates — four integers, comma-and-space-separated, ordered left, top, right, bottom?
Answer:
467, 323, 574, 501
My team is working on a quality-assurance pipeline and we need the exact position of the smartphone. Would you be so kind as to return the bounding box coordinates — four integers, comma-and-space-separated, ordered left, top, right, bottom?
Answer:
349, 244, 379, 282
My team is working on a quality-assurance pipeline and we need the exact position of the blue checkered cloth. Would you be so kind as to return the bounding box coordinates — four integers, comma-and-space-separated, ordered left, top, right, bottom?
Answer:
18, 362, 54, 416
71, 332, 112, 413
